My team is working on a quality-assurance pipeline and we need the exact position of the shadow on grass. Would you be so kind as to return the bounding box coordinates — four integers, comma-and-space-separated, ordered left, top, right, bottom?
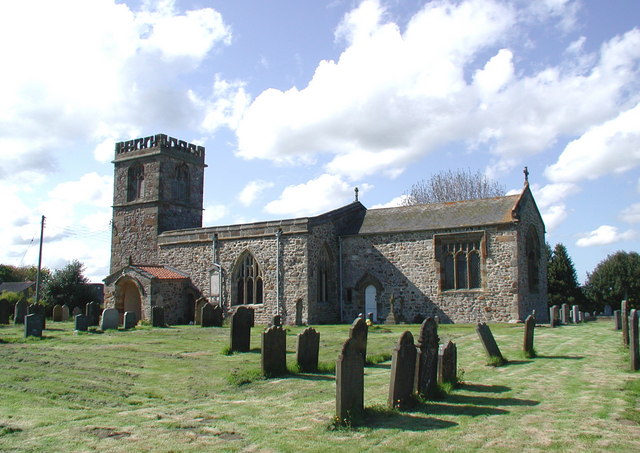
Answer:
459, 383, 511, 393
364, 413, 458, 431
502, 360, 534, 366
444, 394, 539, 408
536, 355, 584, 360
44, 328, 64, 331
282, 373, 335, 382
418, 403, 509, 417
365, 363, 391, 369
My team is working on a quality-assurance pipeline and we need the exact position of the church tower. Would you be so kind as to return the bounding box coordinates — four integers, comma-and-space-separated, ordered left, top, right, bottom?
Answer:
109, 134, 206, 273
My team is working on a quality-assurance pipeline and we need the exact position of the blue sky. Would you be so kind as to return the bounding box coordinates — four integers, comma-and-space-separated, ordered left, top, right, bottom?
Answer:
1, 0, 639, 283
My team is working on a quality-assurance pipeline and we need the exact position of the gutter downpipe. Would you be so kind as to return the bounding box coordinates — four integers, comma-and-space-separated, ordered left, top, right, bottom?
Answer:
276, 229, 282, 317
212, 234, 222, 308
339, 237, 343, 323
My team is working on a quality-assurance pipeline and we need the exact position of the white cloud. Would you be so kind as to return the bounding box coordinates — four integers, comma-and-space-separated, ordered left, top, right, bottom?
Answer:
620, 203, 640, 224
264, 174, 354, 217
576, 225, 637, 247
203, 204, 230, 225
370, 195, 410, 209
238, 180, 274, 206
541, 204, 568, 233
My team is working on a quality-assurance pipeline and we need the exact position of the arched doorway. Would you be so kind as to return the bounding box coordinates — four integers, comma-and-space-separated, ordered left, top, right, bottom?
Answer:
121, 280, 142, 322
365, 285, 378, 322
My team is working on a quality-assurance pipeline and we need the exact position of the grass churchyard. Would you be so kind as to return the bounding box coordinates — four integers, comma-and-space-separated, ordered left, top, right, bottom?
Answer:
0, 319, 639, 452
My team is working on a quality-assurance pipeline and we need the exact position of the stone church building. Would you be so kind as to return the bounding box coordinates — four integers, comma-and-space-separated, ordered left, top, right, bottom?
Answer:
104, 134, 548, 325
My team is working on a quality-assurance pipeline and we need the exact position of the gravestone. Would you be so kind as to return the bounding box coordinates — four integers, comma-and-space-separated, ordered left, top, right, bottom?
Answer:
74, 313, 88, 332
438, 341, 457, 386
578, 311, 584, 323
100, 308, 119, 330
28, 304, 45, 330
296, 327, 320, 373
572, 305, 580, 324
123, 311, 137, 329
151, 306, 165, 327
14, 300, 27, 325
561, 303, 569, 324
335, 336, 364, 421
604, 305, 613, 316
272, 315, 282, 327
61, 304, 70, 321
52, 304, 63, 322
476, 323, 504, 364
349, 316, 368, 360
261, 325, 287, 377
523, 315, 535, 357
0, 298, 9, 324
86, 301, 100, 326
615, 310, 622, 330
194, 297, 207, 325
230, 306, 253, 352
24, 313, 43, 338
72, 306, 82, 317
385, 294, 397, 325
388, 331, 417, 409
549, 305, 559, 328
416, 317, 439, 397
367, 312, 374, 324
211, 305, 224, 327
201, 303, 215, 327
629, 309, 639, 371
622, 300, 630, 347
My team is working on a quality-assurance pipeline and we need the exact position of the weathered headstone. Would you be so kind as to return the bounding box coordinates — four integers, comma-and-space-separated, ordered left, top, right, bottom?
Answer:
615, 310, 622, 330
24, 313, 43, 338
151, 306, 165, 327
201, 303, 215, 327
28, 304, 45, 330
272, 315, 282, 327
211, 304, 224, 327
86, 301, 100, 326
437, 341, 457, 386
61, 304, 70, 321
230, 306, 253, 352
549, 305, 559, 328
604, 305, 613, 316
74, 313, 88, 332
523, 315, 535, 357
578, 311, 584, 323
0, 298, 9, 324
261, 325, 287, 377
416, 317, 439, 397
296, 327, 320, 373
100, 308, 119, 330
385, 294, 397, 325
572, 305, 580, 324
476, 323, 504, 364
72, 306, 82, 317
561, 303, 569, 324
123, 311, 137, 329
622, 300, 630, 347
335, 336, 364, 422
52, 304, 63, 322
194, 297, 207, 325
388, 331, 417, 409
349, 316, 368, 360
629, 309, 639, 371
14, 300, 27, 325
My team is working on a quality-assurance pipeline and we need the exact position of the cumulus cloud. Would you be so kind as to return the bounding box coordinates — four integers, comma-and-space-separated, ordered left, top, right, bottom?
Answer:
238, 180, 275, 206
264, 174, 355, 217
620, 203, 640, 224
203, 204, 230, 225
370, 195, 410, 209
576, 225, 637, 247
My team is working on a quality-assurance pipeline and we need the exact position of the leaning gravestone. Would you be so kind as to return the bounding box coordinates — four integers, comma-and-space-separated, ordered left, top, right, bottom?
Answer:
335, 336, 364, 422
388, 331, 417, 409
230, 306, 253, 352
74, 314, 88, 332
0, 298, 9, 324
28, 304, 45, 330
572, 305, 580, 324
476, 323, 505, 364
86, 301, 100, 326
194, 297, 207, 325
438, 341, 457, 386
561, 303, 569, 324
52, 304, 63, 322
14, 300, 27, 325
416, 317, 439, 397
262, 325, 287, 377
349, 316, 368, 360
151, 306, 165, 327
123, 311, 137, 329
296, 327, 320, 373
523, 315, 535, 357
615, 310, 622, 330
61, 304, 70, 321
100, 308, 119, 330
630, 309, 639, 371
24, 313, 43, 338
201, 303, 215, 327
549, 305, 559, 328
622, 300, 630, 348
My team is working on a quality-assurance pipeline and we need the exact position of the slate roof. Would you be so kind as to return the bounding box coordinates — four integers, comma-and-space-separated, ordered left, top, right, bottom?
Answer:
0, 281, 35, 293
355, 194, 521, 235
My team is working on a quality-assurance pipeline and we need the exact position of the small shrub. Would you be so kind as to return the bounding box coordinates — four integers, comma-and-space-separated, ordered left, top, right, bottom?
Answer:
221, 346, 233, 356
365, 353, 392, 366
456, 368, 465, 386
487, 355, 507, 367
523, 348, 537, 359
287, 363, 301, 374
226, 368, 263, 386
317, 361, 336, 374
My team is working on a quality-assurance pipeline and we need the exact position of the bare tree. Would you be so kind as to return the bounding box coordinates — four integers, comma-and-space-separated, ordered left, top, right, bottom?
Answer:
402, 169, 506, 205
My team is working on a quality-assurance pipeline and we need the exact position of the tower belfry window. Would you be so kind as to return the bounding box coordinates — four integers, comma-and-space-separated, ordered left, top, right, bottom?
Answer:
127, 164, 144, 201
174, 163, 190, 203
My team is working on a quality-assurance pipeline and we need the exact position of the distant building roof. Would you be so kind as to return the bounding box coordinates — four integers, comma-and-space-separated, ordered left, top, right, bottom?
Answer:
0, 281, 35, 294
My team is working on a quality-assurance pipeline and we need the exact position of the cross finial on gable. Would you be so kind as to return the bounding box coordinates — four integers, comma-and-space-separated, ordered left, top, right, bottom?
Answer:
523, 166, 529, 185
354, 187, 359, 202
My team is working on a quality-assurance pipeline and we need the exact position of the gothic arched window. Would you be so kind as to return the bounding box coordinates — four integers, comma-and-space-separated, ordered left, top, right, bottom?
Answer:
317, 243, 332, 303
174, 163, 190, 203
440, 236, 483, 291
233, 252, 263, 305
526, 226, 540, 293
127, 164, 144, 201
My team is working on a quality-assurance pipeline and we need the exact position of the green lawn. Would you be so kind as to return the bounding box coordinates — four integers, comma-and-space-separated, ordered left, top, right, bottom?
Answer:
0, 319, 638, 452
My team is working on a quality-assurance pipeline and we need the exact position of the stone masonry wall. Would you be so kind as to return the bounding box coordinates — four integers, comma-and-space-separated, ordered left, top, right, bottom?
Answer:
307, 222, 340, 324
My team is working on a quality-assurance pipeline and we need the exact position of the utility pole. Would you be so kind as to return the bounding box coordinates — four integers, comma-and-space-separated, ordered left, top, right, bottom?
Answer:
34, 215, 45, 304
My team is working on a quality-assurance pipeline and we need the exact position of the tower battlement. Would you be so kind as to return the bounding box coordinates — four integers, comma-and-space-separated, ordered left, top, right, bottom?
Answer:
115, 134, 205, 160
